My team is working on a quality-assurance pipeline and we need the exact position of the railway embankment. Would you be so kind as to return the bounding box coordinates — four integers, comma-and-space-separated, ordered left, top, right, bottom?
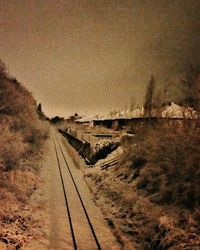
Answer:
0, 61, 49, 250
64, 121, 200, 250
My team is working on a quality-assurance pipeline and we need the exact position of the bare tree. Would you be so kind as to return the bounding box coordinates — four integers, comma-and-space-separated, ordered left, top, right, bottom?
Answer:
144, 75, 155, 118
181, 64, 200, 111
130, 96, 136, 112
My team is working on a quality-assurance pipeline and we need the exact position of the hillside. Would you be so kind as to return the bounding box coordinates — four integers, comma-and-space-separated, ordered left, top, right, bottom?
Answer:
0, 60, 49, 250
83, 120, 200, 249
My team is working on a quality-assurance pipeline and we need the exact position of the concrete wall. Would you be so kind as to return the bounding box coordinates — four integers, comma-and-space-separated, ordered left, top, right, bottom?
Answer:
59, 129, 92, 163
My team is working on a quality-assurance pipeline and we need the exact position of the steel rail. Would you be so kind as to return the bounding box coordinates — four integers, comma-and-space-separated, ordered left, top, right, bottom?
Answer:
53, 135, 77, 250
55, 133, 102, 250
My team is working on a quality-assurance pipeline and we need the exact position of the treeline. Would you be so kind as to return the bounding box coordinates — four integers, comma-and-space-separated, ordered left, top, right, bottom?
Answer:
0, 60, 48, 171
144, 63, 200, 116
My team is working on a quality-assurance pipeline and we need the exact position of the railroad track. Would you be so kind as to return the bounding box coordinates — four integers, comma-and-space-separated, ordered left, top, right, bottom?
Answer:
52, 130, 102, 250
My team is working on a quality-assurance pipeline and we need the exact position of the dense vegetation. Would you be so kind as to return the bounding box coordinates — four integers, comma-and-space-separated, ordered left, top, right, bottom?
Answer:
0, 60, 48, 172
122, 119, 200, 210
84, 119, 200, 249
0, 60, 49, 249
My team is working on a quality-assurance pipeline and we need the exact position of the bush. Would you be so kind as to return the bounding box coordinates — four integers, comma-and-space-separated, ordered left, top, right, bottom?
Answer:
0, 122, 28, 171
122, 120, 200, 209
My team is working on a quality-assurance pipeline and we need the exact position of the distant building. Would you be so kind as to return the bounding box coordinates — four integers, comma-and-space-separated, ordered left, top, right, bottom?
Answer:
72, 104, 198, 130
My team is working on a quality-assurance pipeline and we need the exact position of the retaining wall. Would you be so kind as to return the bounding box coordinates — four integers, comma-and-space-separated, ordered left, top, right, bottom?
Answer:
59, 129, 119, 165
59, 129, 92, 163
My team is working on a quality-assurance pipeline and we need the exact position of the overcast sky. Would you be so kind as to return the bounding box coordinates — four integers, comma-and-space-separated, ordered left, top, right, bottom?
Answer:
0, 0, 199, 117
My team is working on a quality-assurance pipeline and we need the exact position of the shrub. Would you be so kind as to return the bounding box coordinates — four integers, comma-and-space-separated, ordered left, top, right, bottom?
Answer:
122, 120, 200, 209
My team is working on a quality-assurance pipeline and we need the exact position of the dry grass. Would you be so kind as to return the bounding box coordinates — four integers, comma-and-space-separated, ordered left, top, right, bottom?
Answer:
0, 168, 44, 250
85, 163, 200, 249
0, 60, 49, 249
122, 120, 200, 209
